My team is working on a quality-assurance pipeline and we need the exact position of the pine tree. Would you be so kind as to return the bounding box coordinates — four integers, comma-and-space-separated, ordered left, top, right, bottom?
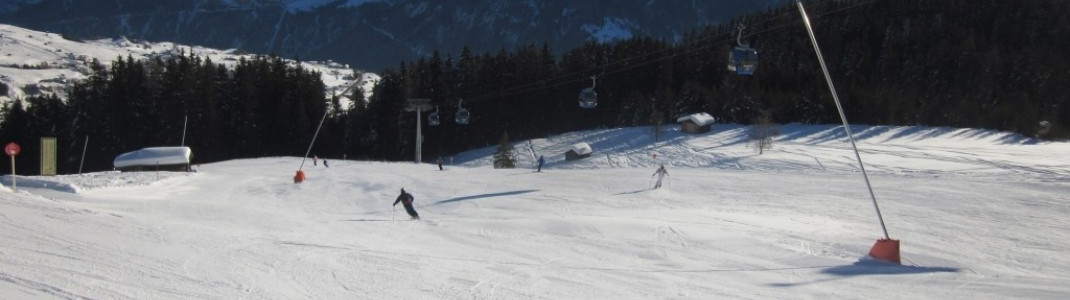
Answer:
492, 132, 516, 169
0, 99, 31, 174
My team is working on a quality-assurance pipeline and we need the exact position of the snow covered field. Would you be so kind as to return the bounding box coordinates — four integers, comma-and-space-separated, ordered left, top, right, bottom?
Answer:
2, 124, 1068, 299
0, 23, 378, 107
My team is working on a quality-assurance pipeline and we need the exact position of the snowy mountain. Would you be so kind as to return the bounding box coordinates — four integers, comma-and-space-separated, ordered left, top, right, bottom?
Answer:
0, 0, 788, 71
2, 124, 1068, 298
0, 23, 378, 108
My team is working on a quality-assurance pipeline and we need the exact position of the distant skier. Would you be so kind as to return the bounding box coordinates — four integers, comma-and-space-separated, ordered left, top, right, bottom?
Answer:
313, 155, 318, 166
393, 188, 420, 220
652, 164, 669, 189
537, 155, 545, 172
323, 158, 329, 168
437, 156, 443, 171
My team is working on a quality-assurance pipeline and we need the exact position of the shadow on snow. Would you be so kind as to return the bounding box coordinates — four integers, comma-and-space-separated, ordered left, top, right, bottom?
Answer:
432, 189, 539, 205
820, 258, 960, 276
769, 257, 960, 287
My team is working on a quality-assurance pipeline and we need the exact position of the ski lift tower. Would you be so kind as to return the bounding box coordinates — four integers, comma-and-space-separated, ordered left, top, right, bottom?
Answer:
405, 98, 433, 164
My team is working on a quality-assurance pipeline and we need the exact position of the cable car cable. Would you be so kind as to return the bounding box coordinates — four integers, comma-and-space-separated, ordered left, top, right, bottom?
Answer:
400, 0, 878, 107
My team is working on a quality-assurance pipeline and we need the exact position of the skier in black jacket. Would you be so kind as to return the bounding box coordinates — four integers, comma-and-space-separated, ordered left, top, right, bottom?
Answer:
393, 188, 420, 220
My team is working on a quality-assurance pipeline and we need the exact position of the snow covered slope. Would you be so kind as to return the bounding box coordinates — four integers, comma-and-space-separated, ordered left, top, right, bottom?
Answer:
0, 23, 377, 107
459, 124, 1065, 182
0, 0, 787, 71
1, 124, 1068, 299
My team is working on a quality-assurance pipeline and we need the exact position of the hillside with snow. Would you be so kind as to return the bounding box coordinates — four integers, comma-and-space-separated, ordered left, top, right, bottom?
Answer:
2, 124, 1068, 299
0, 0, 786, 71
0, 23, 377, 108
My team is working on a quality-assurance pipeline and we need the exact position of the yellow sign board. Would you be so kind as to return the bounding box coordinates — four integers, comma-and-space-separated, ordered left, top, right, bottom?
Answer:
40, 137, 56, 176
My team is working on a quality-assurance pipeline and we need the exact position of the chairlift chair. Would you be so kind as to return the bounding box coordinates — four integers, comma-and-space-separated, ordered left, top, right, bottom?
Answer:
578, 76, 598, 109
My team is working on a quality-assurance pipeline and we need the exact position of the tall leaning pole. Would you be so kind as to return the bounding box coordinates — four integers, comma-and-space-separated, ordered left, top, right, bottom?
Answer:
294, 108, 330, 183
796, 0, 900, 264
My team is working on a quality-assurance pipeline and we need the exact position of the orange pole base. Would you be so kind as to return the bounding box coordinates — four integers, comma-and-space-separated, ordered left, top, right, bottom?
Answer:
868, 238, 901, 264
294, 170, 306, 183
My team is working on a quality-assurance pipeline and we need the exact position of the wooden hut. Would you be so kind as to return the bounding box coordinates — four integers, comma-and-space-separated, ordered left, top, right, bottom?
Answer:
676, 112, 716, 134
564, 142, 592, 161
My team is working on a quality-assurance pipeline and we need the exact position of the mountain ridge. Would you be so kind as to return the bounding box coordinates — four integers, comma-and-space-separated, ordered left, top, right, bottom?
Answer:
0, 0, 786, 71
0, 23, 376, 106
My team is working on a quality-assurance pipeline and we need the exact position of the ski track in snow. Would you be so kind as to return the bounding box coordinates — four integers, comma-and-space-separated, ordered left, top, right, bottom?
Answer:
1, 124, 1069, 299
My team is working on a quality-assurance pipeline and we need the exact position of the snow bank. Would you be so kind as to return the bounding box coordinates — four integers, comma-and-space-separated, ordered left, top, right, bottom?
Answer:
113, 146, 191, 169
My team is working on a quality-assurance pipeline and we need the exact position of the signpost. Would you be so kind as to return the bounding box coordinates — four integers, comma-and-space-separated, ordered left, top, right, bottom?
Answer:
41, 137, 56, 176
5, 142, 20, 191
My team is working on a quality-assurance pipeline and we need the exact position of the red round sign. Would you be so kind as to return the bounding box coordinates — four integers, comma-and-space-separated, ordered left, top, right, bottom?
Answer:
5, 142, 19, 156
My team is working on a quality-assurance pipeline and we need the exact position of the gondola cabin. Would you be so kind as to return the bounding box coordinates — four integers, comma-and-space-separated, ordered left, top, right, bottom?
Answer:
579, 88, 598, 108
727, 46, 759, 75
455, 108, 470, 124
428, 111, 441, 126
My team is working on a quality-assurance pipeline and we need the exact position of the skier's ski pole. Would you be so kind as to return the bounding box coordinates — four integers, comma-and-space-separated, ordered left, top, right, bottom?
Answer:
392, 205, 396, 221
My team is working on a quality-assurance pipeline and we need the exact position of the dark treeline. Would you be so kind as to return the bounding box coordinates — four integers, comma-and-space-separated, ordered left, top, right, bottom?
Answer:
1, 54, 328, 174
3, 0, 1068, 174
369, 0, 1069, 161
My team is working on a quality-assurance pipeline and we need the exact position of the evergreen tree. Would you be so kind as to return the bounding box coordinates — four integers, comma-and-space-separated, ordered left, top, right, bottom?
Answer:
0, 99, 32, 174
66, 58, 117, 172
25, 94, 69, 172
343, 84, 370, 158
492, 131, 516, 169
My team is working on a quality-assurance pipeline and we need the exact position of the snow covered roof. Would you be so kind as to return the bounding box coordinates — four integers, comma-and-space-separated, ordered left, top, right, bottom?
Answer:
676, 112, 716, 126
569, 142, 592, 155
114, 147, 192, 168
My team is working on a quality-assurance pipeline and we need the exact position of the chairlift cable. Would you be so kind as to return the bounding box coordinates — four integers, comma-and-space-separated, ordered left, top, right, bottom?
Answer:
404, 0, 879, 106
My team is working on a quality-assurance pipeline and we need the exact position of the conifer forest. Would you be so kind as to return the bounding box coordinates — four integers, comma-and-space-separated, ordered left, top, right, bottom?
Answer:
2, 0, 1067, 174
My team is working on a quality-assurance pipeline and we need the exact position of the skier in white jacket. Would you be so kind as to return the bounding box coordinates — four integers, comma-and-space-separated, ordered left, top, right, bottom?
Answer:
652, 164, 668, 189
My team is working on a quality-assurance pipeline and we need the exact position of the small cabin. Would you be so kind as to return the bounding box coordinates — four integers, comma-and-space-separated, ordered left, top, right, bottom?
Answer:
564, 142, 592, 161
114, 146, 192, 172
676, 112, 716, 134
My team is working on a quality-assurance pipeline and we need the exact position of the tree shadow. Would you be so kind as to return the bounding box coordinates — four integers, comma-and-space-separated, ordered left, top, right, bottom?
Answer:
432, 189, 539, 205
769, 257, 960, 287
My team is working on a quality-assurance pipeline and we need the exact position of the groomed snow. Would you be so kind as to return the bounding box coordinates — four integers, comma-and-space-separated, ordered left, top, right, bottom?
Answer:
1, 124, 1068, 299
